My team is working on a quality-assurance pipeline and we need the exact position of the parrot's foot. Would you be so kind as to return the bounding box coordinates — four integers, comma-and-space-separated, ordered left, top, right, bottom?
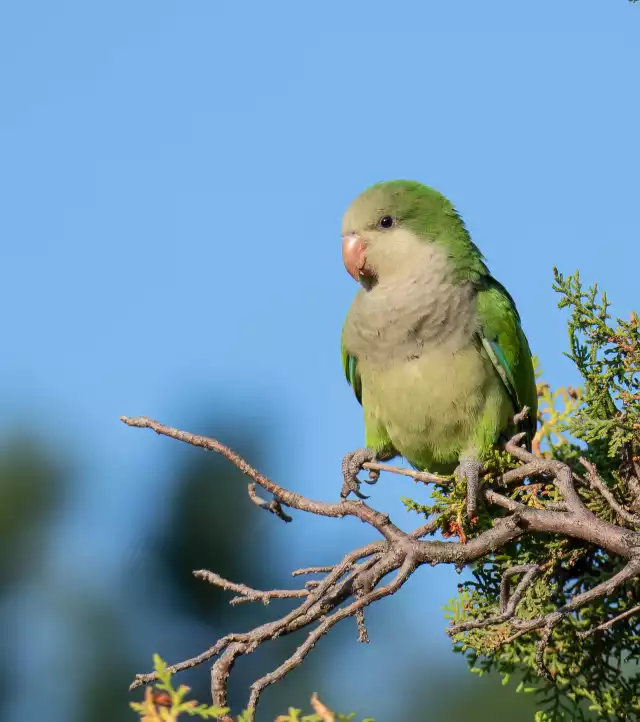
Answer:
341, 448, 379, 500
456, 458, 483, 521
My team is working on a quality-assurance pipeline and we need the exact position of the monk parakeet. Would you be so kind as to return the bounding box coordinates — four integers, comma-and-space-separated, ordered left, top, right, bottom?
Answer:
340, 180, 537, 518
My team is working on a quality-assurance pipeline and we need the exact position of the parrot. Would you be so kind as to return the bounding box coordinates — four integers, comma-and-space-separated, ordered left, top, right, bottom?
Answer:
340, 180, 537, 518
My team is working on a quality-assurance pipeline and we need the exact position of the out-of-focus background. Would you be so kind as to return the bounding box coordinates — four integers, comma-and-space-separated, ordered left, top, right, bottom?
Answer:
1, 1, 638, 720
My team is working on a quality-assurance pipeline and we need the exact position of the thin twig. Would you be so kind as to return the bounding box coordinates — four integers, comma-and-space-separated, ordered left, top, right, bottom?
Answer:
580, 456, 640, 528
513, 406, 531, 426
536, 614, 562, 681
247, 483, 293, 522
120, 416, 405, 542
578, 605, 640, 637
409, 518, 440, 539
292, 566, 335, 577
130, 634, 246, 690
193, 569, 308, 605
484, 561, 640, 665
362, 461, 447, 485
448, 564, 540, 635
356, 608, 370, 643
246, 553, 417, 712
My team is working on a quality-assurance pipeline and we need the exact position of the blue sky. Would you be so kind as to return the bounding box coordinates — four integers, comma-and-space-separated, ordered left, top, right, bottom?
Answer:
1, 0, 639, 718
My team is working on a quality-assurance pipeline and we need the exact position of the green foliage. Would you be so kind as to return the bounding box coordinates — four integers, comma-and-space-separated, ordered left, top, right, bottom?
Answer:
442, 270, 640, 721
0, 436, 67, 717
0, 436, 67, 585
275, 706, 373, 722
532, 355, 582, 459
131, 656, 374, 722
554, 268, 640, 466
130, 655, 231, 720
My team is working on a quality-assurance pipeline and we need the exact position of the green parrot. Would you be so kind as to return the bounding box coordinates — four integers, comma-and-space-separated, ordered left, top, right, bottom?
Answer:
340, 180, 537, 517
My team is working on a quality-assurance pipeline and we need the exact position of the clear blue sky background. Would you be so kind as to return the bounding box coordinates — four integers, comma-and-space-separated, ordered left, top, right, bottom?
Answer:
1, 0, 639, 719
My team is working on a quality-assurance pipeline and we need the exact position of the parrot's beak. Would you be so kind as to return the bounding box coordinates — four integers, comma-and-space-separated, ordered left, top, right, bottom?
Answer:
342, 233, 372, 281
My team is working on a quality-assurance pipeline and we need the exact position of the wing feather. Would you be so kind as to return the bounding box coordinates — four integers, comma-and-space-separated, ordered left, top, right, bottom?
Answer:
341, 330, 362, 405
476, 279, 538, 446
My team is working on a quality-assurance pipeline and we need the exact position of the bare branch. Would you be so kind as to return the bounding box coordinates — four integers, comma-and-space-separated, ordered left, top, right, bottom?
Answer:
408, 518, 440, 539
120, 416, 405, 542
484, 488, 528, 513
356, 607, 370, 643
500, 565, 540, 613
580, 456, 640, 528
513, 406, 531, 426
246, 553, 417, 712
123, 416, 640, 716
504, 433, 530, 461
247, 483, 292, 522
130, 634, 246, 690
362, 461, 446, 485
536, 613, 562, 681
292, 566, 335, 577
211, 642, 245, 710
503, 560, 640, 672
193, 569, 308, 605
578, 604, 640, 638
447, 564, 540, 635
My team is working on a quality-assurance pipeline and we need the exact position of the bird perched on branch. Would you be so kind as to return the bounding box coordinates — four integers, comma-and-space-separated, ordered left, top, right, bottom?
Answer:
340, 180, 537, 518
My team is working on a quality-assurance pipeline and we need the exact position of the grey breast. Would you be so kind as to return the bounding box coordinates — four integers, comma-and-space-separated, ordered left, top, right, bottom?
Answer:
344, 266, 477, 366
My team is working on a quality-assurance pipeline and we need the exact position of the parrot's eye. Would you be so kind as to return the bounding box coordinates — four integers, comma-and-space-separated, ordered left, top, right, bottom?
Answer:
378, 215, 395, 230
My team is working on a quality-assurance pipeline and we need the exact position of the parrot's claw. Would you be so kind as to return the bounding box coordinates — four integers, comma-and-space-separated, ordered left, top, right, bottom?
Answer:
341, 448, 379, 499
457, 458, 483, 521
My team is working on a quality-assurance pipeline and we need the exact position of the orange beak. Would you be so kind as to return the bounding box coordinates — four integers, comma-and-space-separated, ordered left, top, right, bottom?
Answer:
342, 233, 371, 281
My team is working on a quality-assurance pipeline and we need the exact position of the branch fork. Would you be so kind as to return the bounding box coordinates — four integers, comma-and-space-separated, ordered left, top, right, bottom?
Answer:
121, 414, 640, 716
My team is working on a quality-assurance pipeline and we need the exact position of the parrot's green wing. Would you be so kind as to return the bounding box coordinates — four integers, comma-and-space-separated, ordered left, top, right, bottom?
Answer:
341, 329, 362, 405
476, 278, 538, 447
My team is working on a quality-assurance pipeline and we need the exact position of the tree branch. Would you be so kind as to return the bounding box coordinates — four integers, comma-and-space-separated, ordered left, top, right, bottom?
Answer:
122, 415, 640, 717
580, 456, 640, 528
453, 559, 640, 679
447, 564, 540, 635
362, 461, 446, 485
193, 569, 308, 605
246, 483, 293, 522
578, 604, 640, 638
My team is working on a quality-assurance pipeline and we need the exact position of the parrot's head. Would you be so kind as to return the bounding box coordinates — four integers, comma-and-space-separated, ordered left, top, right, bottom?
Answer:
341, 180, 483, 287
